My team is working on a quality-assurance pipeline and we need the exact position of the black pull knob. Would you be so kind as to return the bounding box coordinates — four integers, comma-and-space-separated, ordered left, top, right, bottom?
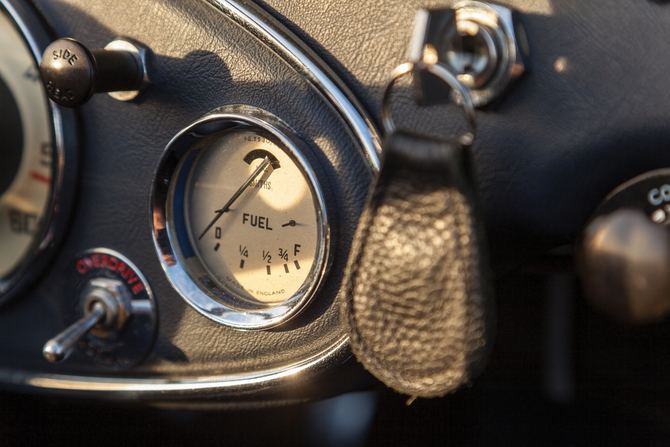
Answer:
580, 208, 670, 323
39, 37, 151, 107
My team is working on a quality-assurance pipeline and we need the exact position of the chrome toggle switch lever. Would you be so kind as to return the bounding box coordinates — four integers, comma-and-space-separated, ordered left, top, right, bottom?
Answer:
43, 277, 132, 363
43, 302, 106, 363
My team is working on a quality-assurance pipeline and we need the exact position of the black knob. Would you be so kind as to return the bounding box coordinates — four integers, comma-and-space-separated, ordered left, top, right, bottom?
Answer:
40, 38, 149, 107
579, 208, 670, 323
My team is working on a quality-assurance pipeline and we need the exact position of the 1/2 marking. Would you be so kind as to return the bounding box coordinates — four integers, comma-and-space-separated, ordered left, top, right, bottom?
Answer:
266, 265, 271, 275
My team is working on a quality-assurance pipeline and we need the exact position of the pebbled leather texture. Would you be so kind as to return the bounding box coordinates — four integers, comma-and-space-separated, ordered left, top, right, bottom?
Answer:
341, 131, 493, 397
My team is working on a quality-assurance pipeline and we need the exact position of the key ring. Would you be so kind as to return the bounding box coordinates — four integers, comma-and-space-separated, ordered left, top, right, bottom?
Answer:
381, 60, 476, 145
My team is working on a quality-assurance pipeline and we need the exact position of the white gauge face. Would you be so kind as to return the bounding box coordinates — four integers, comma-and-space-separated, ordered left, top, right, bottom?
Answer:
0, 10, 53, 278
182, 129, 322, 307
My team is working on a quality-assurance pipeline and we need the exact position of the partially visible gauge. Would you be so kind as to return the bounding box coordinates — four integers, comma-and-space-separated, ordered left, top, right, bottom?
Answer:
152, 106, 331, 330
0, 0, 77, 304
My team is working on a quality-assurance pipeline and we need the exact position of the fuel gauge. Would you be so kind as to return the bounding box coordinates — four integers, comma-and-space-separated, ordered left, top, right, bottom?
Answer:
152, 107, 330, 330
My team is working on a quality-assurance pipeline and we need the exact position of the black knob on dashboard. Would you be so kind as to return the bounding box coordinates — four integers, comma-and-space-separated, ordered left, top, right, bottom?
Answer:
579, 208, 670, 323
39, 37, 151, 107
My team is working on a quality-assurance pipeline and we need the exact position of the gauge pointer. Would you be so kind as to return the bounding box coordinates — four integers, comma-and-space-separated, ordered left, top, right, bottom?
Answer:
282, 220, 297, 227
198, 156, 272, 240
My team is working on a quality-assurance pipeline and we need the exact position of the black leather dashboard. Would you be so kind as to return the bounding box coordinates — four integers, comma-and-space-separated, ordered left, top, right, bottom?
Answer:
2, 0, 670, 411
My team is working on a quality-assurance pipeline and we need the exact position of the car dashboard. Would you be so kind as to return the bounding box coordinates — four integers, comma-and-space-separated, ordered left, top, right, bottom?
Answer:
2, 0, 670, 445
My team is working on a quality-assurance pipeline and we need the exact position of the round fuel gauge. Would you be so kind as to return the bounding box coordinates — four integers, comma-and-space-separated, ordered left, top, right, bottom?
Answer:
153, 107, 330, 330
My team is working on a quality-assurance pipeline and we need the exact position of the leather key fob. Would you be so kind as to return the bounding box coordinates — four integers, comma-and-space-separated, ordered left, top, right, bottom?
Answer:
340, 130, 494, 398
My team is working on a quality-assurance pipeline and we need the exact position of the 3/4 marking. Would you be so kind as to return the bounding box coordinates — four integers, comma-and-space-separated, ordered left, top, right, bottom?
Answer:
284, 264, 289, 273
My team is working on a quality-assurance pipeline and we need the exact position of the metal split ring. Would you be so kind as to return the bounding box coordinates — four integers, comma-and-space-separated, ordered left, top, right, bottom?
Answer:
381, 61, 476, 145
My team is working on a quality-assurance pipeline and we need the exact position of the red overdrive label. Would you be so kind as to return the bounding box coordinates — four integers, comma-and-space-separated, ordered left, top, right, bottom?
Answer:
75, 252, 145, 295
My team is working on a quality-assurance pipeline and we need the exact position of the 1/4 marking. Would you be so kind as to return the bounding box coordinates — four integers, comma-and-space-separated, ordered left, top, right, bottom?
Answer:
240, 259, 245, 269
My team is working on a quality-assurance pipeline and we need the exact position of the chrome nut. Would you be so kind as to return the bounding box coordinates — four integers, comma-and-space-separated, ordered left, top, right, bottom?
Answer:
80, 277, 133, 336
411, 2, 528, 107
451, 1, 527, 106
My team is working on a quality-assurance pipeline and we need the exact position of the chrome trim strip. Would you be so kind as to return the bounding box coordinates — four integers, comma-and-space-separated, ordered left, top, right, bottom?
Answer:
204, 0, 382, 173
0, 336, 349, 398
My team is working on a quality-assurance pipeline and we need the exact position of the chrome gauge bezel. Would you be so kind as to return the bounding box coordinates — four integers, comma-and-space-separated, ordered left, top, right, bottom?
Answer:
0, 0, 77, 305
152, 106, 331, 330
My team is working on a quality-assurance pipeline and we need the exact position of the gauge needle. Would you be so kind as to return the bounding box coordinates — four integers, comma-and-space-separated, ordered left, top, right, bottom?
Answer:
198, 156, 272, 240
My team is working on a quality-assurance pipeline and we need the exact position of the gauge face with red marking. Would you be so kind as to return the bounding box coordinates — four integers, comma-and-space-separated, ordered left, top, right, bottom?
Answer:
0, 8, 54, 279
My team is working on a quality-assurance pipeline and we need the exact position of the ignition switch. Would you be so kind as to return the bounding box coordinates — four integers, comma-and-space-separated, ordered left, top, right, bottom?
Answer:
409, 1, 528, 107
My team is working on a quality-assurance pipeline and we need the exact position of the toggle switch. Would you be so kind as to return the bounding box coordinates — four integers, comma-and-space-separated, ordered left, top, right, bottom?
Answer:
45, 249, 157, 367
43, 277, 135, 363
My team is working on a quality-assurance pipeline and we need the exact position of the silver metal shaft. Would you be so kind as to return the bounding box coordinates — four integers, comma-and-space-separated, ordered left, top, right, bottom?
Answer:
43, 302, 106, 363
